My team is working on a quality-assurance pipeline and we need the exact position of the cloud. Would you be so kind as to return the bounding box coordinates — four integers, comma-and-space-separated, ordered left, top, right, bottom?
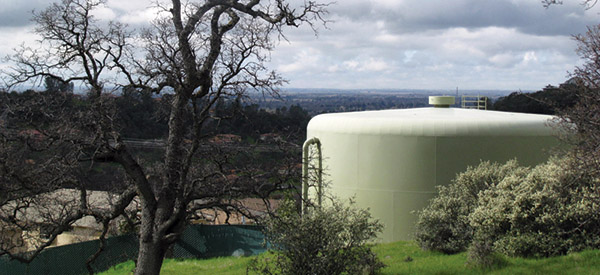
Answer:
332, 0, 596, 36
270, 19, 579, 90
277, 48, 322, 73
105, 0, 163, 25
0, 0, 590, 90
340, 58, 390, 72
90, 6, 118, 21
119, 8, 161, 25
489, 53, 520, 68
0, 0, 48, 27
0, 26, 38, 56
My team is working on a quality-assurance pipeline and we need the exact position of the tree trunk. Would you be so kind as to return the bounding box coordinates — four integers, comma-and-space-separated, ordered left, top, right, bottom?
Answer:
135, 238, 166, 275
134, 204, 167, 275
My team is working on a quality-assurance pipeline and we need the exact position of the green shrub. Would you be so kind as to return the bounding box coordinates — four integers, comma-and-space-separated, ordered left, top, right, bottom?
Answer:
466, 239, 508, 270
415, 160, 527, 254
417, 155, 600, 266
248, 198, 385, 275
469, 156, 600, 260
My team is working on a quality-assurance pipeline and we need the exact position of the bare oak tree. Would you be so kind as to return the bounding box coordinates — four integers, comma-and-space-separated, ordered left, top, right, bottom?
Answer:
0, 0, 326, 274
554, 25, 600, 178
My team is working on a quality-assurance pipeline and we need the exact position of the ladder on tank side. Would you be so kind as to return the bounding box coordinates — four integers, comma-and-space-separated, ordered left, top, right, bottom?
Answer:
302, 137, 323, 215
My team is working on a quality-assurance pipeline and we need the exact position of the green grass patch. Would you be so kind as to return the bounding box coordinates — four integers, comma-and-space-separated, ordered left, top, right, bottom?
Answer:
99, 242, 600, 275
99, 256, 254, 275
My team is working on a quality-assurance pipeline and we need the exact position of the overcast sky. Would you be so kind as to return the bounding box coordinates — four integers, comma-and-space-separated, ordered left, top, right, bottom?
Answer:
1, 0, 598, 91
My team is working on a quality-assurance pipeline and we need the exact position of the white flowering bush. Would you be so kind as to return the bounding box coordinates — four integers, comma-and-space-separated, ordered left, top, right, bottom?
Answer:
415, 160, 526, 254
469, 156, 600, 260
417, 155, 600, 267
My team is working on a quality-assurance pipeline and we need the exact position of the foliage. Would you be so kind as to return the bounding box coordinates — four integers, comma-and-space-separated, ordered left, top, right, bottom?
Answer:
468, 156, 600, 261
247, 198, 384, 275
416, 155, 600, 267
208, 100, 311, 144
492, 81, 579, 114
465, 237, 508, 270
100, 241, 600, 275
558, 25, 600, 178
415, 160, 527, 254
44, 76, 74, 94
114, 87, 169, 139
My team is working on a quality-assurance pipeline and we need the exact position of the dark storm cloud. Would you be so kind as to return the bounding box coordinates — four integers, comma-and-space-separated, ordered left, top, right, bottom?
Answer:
333, 0, 595, 36
0, 0, 49, 27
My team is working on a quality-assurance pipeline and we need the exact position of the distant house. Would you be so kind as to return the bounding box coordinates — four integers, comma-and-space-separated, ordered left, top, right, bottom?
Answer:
18, 129, 45, 141
194, 198, 280, 225
259, 133, 281, 143
209, 134, 242, 144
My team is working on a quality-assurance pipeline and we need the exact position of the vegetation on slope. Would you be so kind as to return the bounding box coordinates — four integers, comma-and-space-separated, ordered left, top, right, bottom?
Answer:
415, 156, 600, 267
99, 241, 600, 275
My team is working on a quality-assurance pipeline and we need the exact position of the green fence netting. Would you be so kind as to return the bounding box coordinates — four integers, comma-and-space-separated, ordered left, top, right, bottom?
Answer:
0, 225, 266, 275
172, 224, 266, 259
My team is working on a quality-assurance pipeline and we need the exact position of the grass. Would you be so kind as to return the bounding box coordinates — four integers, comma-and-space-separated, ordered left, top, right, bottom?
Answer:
99, 241, 600, 274
373, 242, 600, 274
99, 256, 254, 275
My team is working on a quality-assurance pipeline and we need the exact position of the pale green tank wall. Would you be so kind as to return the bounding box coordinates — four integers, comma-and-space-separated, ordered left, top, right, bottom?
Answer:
306, 109, 561, 242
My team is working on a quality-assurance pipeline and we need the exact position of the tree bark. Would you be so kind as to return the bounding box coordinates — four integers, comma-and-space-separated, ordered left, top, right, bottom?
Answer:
135, 238, 167, 275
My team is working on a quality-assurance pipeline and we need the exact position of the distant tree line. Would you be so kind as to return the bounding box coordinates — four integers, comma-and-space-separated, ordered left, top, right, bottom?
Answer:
257, 94, 430, 115
211, 98, 310, 143
492, 80, 580, 114
2, 82, 311, 144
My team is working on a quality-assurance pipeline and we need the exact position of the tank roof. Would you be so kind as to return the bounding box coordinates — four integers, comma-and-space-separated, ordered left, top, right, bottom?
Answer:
307, 108, 558, 136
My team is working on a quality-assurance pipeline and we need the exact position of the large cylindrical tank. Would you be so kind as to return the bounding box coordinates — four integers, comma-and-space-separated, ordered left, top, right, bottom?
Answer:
306, 101, 561, 242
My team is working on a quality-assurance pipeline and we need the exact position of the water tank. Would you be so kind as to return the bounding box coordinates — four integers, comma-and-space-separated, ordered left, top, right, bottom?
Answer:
305, 97, 561, 242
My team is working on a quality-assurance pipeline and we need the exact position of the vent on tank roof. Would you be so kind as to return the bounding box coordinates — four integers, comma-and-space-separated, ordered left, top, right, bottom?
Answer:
428, 96, 455, 108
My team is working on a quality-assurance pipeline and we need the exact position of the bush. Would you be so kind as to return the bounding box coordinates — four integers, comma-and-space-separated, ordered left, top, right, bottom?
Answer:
248, 197, 385, 275
415, 160, 527, 254
469, 156, 600, 260
417, 155, 600, 267
466, 239, 508, 270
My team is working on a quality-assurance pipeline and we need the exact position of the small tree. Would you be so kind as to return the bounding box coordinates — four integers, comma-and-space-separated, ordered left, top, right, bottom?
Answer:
44, 76, 74, 93
248, 197, 384, 275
